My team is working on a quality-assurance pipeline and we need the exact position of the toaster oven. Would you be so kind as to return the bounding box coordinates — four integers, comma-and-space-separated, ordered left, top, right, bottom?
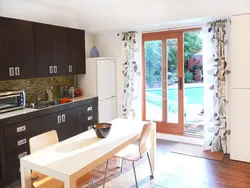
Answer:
0, 90, 26, 113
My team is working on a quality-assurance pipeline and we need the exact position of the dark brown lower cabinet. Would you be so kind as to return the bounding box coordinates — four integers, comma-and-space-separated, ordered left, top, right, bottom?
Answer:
3, 99, 98, 186
4, 119, 39, 183
0, 128, 6, 187
60, 107, 81, 141
40, 112, 62, 139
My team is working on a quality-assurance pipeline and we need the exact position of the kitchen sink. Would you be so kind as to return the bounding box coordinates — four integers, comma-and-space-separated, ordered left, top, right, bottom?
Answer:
32, 100, 61, 109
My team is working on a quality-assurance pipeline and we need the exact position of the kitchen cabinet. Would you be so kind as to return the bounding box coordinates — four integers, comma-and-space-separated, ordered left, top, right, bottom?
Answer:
230, 89, 250, 163
60, 107, 81, 140
0, 128, 6, 187
80, 103, 98, 132
40, 112, 62, 139
0, 17, 35, 80
40, 108, 81, 141
1, 97, 98, 186
34, 23, 68, 77
4, 119, 39, 183
231, 14, 250, 88
67, 28, 86, 74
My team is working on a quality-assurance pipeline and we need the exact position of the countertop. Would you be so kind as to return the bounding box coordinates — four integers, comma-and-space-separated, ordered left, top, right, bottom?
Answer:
0, 96, 98, 127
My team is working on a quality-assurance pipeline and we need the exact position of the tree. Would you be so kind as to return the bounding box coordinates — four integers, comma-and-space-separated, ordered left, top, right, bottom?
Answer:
145, 31, 202, 88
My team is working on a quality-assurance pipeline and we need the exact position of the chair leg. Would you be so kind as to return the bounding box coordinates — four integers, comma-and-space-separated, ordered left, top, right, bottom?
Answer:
132, 161, 138, 188
147, 152, 154, 179
103, 160, 109, 188
91, 178, 95, 188
120, 159, 123, 172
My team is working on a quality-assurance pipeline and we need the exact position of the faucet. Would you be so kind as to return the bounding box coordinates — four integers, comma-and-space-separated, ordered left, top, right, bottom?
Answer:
36, 86, 53, 104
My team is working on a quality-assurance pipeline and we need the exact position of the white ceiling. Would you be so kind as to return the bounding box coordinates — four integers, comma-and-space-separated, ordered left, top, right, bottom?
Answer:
1, 0, 250, 32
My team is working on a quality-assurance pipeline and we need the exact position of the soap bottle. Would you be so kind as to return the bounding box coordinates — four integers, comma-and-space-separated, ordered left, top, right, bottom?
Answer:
47, 87, 53, 101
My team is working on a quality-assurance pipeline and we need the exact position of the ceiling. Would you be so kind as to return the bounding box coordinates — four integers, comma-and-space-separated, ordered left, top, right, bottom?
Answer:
1, 0, 250, 32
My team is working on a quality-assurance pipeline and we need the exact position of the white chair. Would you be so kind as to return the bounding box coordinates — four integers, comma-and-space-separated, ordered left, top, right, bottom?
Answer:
103, 122, 154, 188
29, 130, 95, 188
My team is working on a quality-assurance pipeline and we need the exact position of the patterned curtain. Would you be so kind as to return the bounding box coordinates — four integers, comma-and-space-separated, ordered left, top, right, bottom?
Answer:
122, 31, 141, 119
203, 19, 231, 153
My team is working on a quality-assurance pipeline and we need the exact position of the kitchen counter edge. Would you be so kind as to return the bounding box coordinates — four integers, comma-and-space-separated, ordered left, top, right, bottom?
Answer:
0, 96, 98, 127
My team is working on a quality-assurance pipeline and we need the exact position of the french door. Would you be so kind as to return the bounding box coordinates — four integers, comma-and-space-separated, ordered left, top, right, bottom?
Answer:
142, 31, 184, 134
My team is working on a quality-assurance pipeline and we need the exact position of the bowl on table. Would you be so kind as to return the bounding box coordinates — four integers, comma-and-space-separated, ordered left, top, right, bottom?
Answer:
93, 123, 112, 138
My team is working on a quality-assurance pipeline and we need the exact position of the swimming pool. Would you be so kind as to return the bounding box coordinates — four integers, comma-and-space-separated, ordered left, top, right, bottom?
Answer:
146, 86, 204, 111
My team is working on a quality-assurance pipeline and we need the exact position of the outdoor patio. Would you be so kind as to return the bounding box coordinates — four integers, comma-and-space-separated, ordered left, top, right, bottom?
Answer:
146, 83, 204, 136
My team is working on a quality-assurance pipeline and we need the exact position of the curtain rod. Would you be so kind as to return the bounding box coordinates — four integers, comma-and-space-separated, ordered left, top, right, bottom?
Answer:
141, 24, 202, 34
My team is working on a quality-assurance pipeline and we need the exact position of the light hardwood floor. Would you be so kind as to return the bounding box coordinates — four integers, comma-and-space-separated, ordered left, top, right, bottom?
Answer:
6, 140, 250, 188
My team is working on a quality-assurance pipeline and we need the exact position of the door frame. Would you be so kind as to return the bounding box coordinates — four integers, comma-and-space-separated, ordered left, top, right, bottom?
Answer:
142, 28, 201, 135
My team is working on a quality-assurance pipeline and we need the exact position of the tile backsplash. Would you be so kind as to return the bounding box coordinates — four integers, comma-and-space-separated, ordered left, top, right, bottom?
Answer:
0, 76, 73, 104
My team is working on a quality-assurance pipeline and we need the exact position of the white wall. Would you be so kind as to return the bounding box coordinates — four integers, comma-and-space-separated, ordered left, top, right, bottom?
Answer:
93, 33, 124, 117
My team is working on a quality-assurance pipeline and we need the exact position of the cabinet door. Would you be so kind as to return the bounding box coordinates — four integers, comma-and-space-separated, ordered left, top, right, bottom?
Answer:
53, 26, 68, 76
68, 28, 86, 74
61, 107, 81, 140
0, 128, 6, 187
230, 89, 250, 163
34, 23, 54, 77
0, 17, 35, 80
39, 112, 62, 140
231, 15, 250, 88
34, 23, 68, 77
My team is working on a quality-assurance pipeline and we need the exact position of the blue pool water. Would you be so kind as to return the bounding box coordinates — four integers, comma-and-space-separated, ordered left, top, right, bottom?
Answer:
146, 86, 204, 111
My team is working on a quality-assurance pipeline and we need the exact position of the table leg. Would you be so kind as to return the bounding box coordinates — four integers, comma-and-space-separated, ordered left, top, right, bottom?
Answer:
20, 162, 32, 188
69, 176, 77, 188
149, 123, 156, 172
116, 157, 122, 168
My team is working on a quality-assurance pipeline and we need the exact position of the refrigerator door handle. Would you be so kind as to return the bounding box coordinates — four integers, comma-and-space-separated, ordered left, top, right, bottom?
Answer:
99, 96, 116, 101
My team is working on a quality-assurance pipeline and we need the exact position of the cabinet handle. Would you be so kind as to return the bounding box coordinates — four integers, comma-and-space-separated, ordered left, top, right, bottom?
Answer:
9, 67, 14, 76
87, 106, 93, 111
15, 67, 20, 76
57, 115, 62, 124
88, 125, 93, 130
17, 138, 27, 146
62, 114, 66, 122
49, 66, 53, 74
18, 151, 27, 159
54, 66, 57, 74
17, 125, 26, 133
69, 65, 72, 73
88, 116, 93, 121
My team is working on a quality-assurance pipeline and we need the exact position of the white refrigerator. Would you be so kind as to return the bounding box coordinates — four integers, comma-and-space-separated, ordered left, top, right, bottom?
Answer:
79, 58, 117, 123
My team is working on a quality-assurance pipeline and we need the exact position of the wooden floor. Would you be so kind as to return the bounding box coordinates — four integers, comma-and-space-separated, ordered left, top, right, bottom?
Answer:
7, 139, 250, 188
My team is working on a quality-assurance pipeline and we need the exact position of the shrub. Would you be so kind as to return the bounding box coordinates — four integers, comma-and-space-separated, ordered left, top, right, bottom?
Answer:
185, 71, 193, 83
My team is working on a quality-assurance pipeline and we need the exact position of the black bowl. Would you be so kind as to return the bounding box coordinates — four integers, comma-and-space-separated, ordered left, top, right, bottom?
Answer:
93, 123, 112, 138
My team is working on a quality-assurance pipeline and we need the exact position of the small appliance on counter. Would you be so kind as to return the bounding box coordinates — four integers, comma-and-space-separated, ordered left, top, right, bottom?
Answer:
0, 90, 25, 113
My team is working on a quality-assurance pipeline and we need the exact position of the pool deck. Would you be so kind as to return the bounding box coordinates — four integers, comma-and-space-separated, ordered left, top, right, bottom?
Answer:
146, 83, 204, 135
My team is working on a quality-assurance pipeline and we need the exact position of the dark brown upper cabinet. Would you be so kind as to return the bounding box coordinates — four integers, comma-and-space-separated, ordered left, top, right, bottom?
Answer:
67, 28, 86, 74
34, 23, 68, 77
0, 17, 35, 80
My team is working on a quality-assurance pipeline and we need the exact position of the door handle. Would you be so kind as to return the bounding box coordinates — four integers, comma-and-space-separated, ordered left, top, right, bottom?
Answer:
179, 77, 183, 90
69, 65, 72, 73
15, 67, 20, 76
54, 66, 57, 74
62, 114, 66, 122
49, 66, 53, 74
9, 67, 14, 76
88, 116, 93, 121
57, 115, 62, 124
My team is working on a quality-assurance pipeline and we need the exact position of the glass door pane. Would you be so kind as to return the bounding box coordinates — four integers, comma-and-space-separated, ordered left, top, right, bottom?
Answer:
183, 30, 204, 136
166, 38, 179, 124
145, 40, 162, 121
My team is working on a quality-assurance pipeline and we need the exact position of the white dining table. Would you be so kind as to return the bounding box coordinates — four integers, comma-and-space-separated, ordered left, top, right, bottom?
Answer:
20, 118, 156, 188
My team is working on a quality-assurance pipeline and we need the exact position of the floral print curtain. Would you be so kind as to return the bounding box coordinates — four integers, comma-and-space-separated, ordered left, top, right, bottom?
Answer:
203, 19, 231, 153
122, 31, 141, 119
